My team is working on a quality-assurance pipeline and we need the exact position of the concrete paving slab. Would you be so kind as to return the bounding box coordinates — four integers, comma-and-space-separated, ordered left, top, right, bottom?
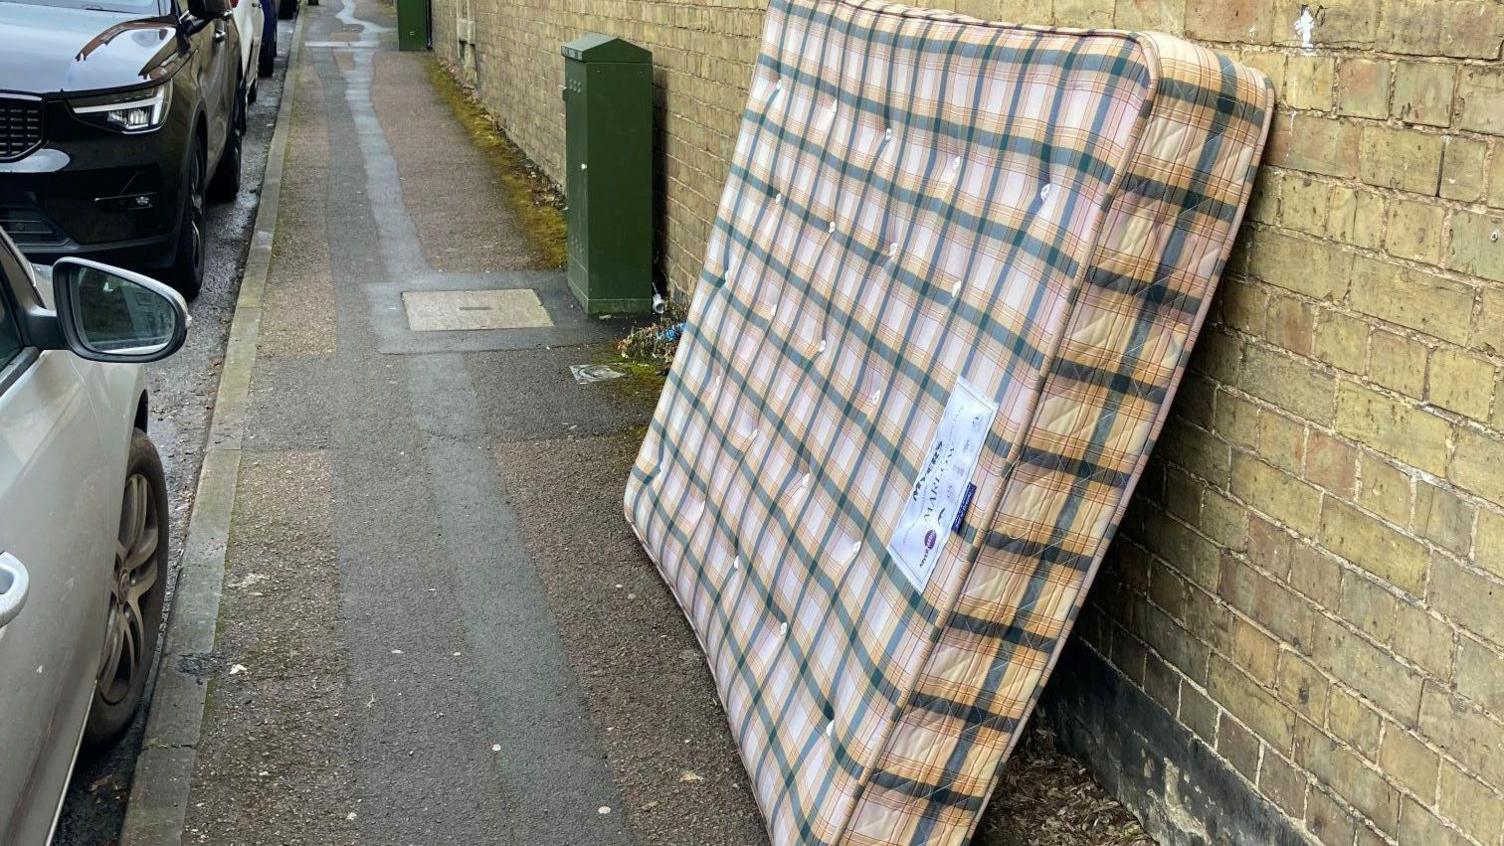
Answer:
402, 288, 553, 331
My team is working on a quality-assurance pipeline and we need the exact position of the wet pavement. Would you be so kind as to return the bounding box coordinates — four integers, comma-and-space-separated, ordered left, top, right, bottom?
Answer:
52, 18, 296, 846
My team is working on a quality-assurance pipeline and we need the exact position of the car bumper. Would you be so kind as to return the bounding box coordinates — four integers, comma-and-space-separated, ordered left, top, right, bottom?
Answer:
0, 97, 190, 273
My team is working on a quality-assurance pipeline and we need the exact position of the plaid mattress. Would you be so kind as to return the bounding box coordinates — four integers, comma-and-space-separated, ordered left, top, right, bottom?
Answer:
625, 2, 1273, 843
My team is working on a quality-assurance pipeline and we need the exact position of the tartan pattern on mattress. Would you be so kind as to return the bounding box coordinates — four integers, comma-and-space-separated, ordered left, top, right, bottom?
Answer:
624, 2, 1273, 844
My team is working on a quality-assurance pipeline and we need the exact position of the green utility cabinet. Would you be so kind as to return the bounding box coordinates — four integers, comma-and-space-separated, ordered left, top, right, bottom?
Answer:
396, 0, 429, 51
561, 35, 654, 315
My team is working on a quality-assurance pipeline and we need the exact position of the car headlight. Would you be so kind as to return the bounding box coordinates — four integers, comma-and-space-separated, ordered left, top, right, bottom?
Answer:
70, 82, 172, 134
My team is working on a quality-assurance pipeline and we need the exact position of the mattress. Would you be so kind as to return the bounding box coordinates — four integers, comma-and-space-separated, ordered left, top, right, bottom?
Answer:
624, 2, 1274, 843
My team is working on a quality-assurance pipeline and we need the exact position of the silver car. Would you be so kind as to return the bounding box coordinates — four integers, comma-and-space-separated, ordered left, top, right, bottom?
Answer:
0, 230, 188, 843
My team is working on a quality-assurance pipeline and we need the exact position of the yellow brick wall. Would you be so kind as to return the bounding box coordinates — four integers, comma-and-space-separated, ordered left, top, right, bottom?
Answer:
427, 1, 1504, 844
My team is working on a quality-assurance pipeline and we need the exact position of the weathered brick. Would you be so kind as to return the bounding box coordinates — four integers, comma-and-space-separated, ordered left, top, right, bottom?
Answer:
1414, 482, 1475, 556
1258, 408, 1307, 474
1380, 726, 1440, 801
1429, 553, 1504, 646
1398, 797, 1472, 846
1428, 347, 1496, 421
1312, 309, 1367, 373
1259, 749, 1308, 818
1220, 553, 1319, 650
1456, 637, 1504, 713
1274, 0, 1378, 46
1438, 762, 1504, 843
1313, 614, 1425, 726
1320, 497, 1429, 594
1448, 209, 1504, 284
1218, 711, 1262, 780
1185, 0, 1272, 42
1294, 719, 1403, 834
1200, 487, 1249, 551
1392, 602, 1455, 681
1359, 125, 1444, 194
1218, 276, 1268, 333
1240, 345, 1334, 424
1335, 58, 1390, 119
1267, 113, 1362, 180
1213, 389, 1261, 449
1440, 136, 1488, 203
1336, 381, 1449, 477
1366, 329, 1427, 398
1328, 685, 1382, 754
1265, 294, 1316, 356
1419, 683, 1504, 788
1357, 451, 1413, 526
1458, 66, 1504, 135
1143, 650, 1183, 712
1211, 655, 1299, 752
1275, 648, 1330, 722
1289, 543, 1344, 607
1137, 598, 1211, 682
1381, 0, 1504, 59
1305, 430, 1358, 493
1277, 175, 1329, 235
1392, 62, 1456, 127
1233, 451, 1324, 537
1338, 572, 1397, 641
1471, 285, 1504, 355
1283, 54, 1335, 111
1112, 0, 1187, 31
1491, 146, 1504, 209
1451, 425, 1504, 507
1306, 787, 1360, 846
1246, 229, 1350, 299
1180, 682, 1219, 742
1474, 507, 1504, 578
1231, 616, 1280, 684
1347, 255, 1475, 346
1382, 196, 1445, 264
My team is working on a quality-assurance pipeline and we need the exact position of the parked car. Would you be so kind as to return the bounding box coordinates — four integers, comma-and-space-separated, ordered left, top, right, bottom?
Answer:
0, 0, 246, 299
259, 0, 278, 77
0, 229, 187, 844
231, 0, 264, 106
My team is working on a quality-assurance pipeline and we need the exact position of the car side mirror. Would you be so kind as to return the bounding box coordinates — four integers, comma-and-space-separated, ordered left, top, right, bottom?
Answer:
188, 0, 231, 19
51, 258, 188, 363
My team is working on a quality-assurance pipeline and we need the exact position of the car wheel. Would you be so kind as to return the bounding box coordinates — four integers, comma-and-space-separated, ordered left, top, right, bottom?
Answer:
210, 95, 245, 202
169, 142, 206, 299
258, 42, 276, 78
277, 0, 296, 19
84, 431, 169, 747
249, 74, 259, 104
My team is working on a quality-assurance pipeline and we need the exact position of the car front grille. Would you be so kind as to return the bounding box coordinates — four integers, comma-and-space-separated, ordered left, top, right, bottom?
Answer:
0, 97, 43, 162
0, 207, 63, 246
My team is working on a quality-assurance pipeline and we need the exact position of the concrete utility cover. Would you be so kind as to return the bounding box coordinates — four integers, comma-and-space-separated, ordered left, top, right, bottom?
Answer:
403, 289, 553, 331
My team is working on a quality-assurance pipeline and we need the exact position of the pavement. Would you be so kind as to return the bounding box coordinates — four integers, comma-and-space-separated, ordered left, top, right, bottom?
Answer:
112, 2, 1145, 844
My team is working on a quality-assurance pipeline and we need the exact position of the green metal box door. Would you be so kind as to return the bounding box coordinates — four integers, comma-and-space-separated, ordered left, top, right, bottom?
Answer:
561, 35, 653, 315
396, 0, 429, 51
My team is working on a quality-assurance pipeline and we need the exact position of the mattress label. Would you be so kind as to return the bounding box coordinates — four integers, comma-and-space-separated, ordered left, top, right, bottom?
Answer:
888, 377, 997, 590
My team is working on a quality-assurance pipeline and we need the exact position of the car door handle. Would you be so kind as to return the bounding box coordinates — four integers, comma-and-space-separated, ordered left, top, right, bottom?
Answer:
0, 552, 29, 628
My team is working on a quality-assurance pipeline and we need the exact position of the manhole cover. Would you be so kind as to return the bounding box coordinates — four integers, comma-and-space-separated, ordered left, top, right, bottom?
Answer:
402, 289, 554, 331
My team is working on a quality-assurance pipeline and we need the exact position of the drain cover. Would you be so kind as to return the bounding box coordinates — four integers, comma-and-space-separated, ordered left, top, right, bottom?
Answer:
402, 289, 554, 331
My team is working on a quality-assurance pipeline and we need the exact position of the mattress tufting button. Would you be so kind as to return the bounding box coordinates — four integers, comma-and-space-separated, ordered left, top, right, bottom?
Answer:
779, 621, 790, 637
825, 721, 835, 738
883, 127, 893, 143
888, 242, 899, 259
732, 556, 741, 571
827, 220, 836, 234
1039, 183, 1053, 201
774, 192, 783, 205
816, 339, 827, 354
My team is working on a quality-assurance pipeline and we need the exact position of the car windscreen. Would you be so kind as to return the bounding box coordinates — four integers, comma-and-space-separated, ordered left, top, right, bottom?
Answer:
0, 0, 161, 13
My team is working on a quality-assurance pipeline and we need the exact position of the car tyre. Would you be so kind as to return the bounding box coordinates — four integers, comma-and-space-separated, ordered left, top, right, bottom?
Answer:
210, 93, 245, 202
169, 142, 206, 299
84, 431, 169, 747
258, 43, 275, 78
277, 0, 296, 19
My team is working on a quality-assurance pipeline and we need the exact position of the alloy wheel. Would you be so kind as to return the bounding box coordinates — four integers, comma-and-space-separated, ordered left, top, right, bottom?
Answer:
98, 472, 160, 705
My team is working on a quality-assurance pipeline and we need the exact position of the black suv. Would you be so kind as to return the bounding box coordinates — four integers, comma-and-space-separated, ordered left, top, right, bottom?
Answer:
0, 0, 245, 297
